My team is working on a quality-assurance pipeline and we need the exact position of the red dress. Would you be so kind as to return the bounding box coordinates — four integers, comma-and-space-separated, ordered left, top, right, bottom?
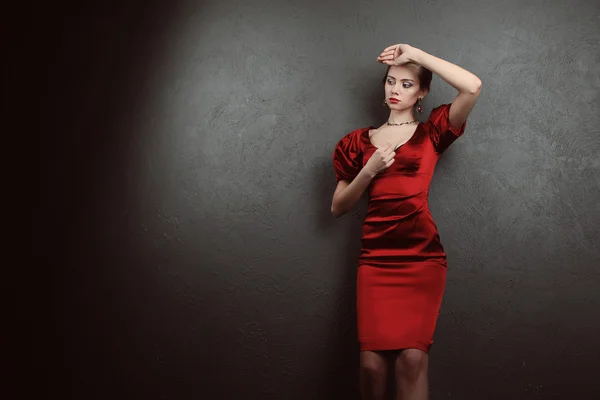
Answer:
332, 104, 466, 353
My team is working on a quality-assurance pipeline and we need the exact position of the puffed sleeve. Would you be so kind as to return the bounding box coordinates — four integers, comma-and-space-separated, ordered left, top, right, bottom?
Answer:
426, 103, 467, 154
332, 131, 363, 182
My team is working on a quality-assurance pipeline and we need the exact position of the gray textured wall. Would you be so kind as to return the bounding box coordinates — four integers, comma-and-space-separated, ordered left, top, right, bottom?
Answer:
33, 0, 599, 398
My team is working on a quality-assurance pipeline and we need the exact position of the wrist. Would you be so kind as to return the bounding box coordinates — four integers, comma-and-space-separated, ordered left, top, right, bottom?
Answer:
408, 47, 426, 65
361, 166, 377, 180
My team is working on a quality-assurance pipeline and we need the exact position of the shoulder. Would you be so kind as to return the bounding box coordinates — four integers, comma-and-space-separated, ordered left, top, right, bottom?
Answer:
336, 126, 371, 142
427, 103, 452, 121
422, 103, 461, 133
422, 103, 467, 153
334, 126, 370, 150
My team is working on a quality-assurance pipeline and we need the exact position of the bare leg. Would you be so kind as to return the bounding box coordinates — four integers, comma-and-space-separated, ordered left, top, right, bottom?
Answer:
395, 349, 429, 400
360, 351, 389, 400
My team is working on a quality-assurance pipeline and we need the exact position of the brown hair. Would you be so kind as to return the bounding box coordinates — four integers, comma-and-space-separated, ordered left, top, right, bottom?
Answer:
382, 64, 432, 91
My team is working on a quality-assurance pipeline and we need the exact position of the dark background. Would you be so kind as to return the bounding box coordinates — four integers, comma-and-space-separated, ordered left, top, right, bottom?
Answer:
26, 0, 600, 398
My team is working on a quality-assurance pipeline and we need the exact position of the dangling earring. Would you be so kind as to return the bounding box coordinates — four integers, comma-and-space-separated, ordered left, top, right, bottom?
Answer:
417, 97, 423, 113
382, 99, 388, 108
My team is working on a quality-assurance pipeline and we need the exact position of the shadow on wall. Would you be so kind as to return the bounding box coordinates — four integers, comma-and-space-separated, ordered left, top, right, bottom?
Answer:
34, 1, 204, 398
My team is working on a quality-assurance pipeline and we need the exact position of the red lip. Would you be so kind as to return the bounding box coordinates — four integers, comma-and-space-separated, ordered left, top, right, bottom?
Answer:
389, 98, 400, 103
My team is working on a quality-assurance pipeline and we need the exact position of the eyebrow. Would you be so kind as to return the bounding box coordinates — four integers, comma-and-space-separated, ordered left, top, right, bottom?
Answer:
387, 76, 415, 82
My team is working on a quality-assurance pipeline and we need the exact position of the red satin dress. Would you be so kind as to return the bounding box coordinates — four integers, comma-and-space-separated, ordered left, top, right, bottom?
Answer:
332, 104, 466, 353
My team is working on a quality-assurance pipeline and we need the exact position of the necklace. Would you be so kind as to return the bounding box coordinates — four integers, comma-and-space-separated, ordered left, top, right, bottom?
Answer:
387, 119, 418, 126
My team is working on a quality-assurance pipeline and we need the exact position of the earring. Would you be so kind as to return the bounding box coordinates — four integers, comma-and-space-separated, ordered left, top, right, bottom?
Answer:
417, 98, 423, 113
382, 99, 388, 108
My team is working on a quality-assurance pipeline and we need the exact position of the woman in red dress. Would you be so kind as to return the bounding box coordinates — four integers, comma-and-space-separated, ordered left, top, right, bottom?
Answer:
331, 43, 482, 400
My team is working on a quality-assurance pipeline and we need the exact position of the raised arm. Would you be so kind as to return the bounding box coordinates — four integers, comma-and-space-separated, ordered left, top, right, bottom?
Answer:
377, 44, 482, 130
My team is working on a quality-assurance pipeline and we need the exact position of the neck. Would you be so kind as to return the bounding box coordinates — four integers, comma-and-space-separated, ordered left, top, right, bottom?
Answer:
388, 109, 416, 124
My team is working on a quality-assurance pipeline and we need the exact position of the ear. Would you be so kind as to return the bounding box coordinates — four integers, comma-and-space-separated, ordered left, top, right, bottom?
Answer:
420, 88, 429, 98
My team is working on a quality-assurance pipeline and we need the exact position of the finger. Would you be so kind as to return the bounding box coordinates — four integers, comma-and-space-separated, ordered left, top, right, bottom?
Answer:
376, 52, 394, 60
378, 50, 394, 57
378, 142, 391, 151
383, 44, 399, 51
386, 159, 395, 168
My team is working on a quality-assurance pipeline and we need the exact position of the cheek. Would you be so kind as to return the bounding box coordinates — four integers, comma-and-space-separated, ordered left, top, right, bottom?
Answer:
407, 91, 420, 100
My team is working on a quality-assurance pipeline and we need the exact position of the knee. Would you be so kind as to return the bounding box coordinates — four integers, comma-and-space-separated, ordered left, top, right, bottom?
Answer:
396, 349, 427, 382
361, 357, 387, 382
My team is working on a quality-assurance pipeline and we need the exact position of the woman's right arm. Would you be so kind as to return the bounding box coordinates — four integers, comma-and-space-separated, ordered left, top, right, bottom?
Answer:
331, 168, 376, 218
331, 142, 395, 218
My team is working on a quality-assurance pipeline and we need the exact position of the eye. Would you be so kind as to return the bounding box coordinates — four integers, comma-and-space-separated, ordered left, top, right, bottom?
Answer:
387, 78, 395, 85
403, 82, 413, 88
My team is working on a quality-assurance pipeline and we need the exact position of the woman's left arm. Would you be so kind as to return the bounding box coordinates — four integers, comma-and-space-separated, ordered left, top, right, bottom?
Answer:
378, 44, 482, 130
409, 47, 482, 129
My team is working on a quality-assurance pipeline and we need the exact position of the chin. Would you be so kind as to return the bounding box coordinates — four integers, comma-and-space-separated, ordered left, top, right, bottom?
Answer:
389, 104, 408, 111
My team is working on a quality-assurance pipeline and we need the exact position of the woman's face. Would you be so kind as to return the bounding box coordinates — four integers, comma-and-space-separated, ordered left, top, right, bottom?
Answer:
384, 64, 427, 111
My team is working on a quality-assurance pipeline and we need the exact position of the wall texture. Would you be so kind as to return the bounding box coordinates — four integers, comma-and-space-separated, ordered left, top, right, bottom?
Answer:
31, 0, 599, 398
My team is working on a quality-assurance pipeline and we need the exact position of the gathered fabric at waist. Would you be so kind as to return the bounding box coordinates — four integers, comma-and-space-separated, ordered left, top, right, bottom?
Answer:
359, 199, 447, 266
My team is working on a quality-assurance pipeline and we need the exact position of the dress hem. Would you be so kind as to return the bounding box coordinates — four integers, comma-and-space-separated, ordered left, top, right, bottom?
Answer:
359, 341, 433, 354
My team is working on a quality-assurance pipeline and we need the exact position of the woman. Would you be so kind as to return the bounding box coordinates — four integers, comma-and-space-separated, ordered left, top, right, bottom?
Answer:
331, 43, 482, 400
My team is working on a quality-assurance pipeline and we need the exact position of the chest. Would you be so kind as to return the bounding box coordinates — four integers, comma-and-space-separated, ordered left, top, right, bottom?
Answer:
365, 128, 427, 173
369, 127, 416, 150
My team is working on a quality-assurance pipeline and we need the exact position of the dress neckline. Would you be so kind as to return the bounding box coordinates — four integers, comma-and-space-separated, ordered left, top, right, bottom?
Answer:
366, 122, 424, 150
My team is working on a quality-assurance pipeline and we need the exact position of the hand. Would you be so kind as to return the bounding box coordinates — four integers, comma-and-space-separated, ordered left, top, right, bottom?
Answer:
364, 142, 395, 176
376, 44, 417, 65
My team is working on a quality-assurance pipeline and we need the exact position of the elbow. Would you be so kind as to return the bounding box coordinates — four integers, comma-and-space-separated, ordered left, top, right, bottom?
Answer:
330, 204, 346, 218
469, 78, 482, 95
